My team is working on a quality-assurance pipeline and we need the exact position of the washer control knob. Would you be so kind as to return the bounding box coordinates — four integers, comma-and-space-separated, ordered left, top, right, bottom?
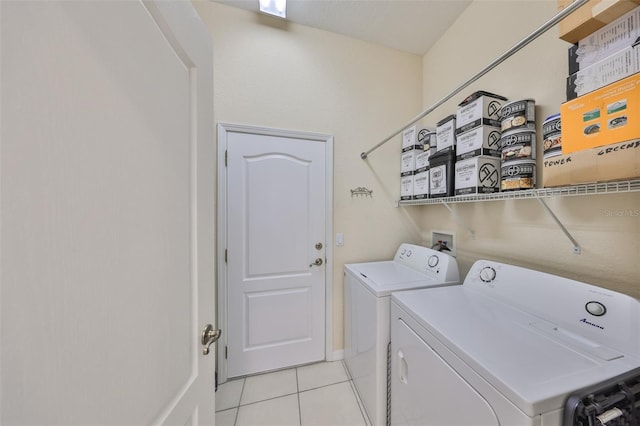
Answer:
585, 301, 607, 317
479, 266, 496, 283
406, 250, 412, 257
427, 255, 439, 268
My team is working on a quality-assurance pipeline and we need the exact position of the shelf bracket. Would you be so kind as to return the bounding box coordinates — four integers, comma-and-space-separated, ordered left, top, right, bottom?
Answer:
442, 202, 476, 240
536, 198, 581, 254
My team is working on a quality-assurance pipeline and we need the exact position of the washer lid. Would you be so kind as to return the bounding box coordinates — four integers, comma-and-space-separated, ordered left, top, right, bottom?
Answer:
345, 261, 455, 297
392, 287, 640, 418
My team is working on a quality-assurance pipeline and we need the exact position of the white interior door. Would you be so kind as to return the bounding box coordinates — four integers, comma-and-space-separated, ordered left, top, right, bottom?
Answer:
0, 1, 215, 424
221, 126, 330, 378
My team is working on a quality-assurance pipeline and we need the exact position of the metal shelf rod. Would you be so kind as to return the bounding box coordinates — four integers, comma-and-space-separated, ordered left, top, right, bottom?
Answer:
360, 0, 589, 160
537, 198, 581, 254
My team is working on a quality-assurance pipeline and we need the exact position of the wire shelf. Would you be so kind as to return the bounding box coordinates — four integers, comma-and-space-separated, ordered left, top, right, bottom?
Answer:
398, 180, 640, 206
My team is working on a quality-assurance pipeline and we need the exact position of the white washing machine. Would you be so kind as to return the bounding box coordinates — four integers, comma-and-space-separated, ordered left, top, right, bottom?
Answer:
390, 260, 640, 426
344, 243, 460, 426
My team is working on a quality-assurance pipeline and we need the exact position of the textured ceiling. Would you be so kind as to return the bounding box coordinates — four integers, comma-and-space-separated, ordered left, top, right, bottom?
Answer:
211, 0, 472, 55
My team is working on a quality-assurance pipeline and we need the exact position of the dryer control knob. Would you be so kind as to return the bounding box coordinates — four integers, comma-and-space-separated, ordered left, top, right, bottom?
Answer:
427, 255, 439, 268
479, 266, 496, 283
585, 301, 606, 316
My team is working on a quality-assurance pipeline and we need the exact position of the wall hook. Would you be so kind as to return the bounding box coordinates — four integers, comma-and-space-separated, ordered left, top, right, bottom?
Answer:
351, 187, 373, 198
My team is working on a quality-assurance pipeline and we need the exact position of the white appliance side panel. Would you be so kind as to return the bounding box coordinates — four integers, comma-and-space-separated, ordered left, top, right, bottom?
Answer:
343, 271, 356, 364
391, 316, 500, 426
344, 270, 388, 426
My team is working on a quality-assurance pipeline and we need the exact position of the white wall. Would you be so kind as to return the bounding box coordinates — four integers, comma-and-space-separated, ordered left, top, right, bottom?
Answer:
194, 0, 640, 354
419, 1, 640, 298
193, 1, 424, 351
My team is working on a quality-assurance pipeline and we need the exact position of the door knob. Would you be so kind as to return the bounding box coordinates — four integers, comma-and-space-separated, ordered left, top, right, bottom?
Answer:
201, 324, 221, 355
309, 258, 323, 267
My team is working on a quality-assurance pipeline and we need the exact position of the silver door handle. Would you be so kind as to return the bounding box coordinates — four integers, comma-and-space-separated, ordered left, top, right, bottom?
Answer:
309, 258, 323, 267
201, 324, 221, 355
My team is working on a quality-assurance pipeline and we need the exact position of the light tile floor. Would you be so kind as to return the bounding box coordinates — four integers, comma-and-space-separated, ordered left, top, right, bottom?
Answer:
215, 360, 371, 426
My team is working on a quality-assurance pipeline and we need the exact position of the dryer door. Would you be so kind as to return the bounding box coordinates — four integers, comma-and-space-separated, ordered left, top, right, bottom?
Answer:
391, 317, 499, 426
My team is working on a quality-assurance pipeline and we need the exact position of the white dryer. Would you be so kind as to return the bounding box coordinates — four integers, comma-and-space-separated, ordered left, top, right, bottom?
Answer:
344, 243, 460, 426
390, 260, 640, 426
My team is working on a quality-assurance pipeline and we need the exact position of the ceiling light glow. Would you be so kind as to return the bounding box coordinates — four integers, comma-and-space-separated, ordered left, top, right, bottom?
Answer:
259, 0, 286, 18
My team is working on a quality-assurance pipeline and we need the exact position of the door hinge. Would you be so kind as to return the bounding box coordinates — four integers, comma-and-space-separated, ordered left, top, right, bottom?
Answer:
225, 249, 228, 263
225, 346, 228, 359
225, 150, 228, 167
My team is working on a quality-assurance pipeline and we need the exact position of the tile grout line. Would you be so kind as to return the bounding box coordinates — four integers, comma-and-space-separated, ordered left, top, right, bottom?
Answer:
297, 378, 351, 394
341, 360, 353, 380
347, 379, 371, 426
341, 360, 369, 424
233, 378, 246, 426
237, 391, 300, 408
296, 367, 302, 426
342, 360, 370, 425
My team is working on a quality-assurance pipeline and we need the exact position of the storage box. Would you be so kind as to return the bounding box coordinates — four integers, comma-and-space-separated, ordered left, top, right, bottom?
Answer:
401, 150, 416, 175
454, 156, 501, 195
561, 72, 640, 154
400, 174, 414, 200
568, 6, 640, 74
414, 149, 431, 173
436, 115, 456, 152
402, 125, 428, 152
543, 139, 640, 187
566, 41, 640, 100
413, 170, 430, 199
558, 0, 640, 44
456, 125, 502, 160
455, 91, 506, 135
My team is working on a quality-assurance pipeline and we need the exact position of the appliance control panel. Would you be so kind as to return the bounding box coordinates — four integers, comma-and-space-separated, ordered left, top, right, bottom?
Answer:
394, 243, 460, 283
465, 260, 640, 357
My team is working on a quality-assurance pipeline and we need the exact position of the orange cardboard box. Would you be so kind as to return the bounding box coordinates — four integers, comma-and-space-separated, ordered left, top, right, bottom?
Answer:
558, 0, 640, 43
561, 73, 640, 155
543, 139, 640, 187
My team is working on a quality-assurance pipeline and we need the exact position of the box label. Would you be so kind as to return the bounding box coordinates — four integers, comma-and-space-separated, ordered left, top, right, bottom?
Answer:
457, 126, 502, 160
414, 150, 431, 173
413, 170, 430, 199
402, 126, 416, 151
436, 118, 456, 151
456, 94, 504, 134
401, 150, 416, 174
430, 164, 448, 195
561, 73, 640, 154
400, 175, 414, 200
455, 157, 500, 194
